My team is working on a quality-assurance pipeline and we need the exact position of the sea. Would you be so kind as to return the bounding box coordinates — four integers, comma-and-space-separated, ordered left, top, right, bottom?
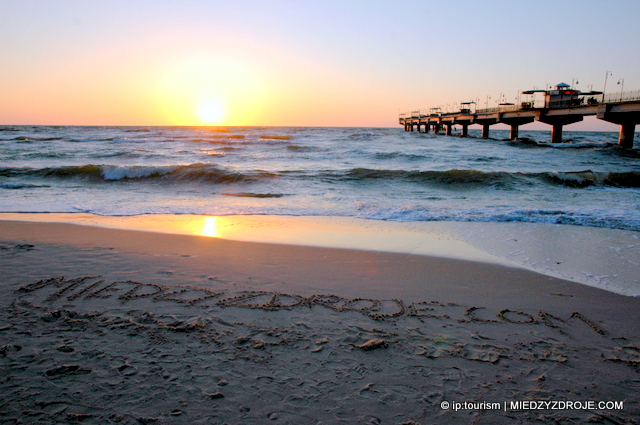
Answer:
1, 125, 639, 231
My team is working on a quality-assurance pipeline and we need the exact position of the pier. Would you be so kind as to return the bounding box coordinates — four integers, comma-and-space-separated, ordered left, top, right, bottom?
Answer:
399, 84, 640, 148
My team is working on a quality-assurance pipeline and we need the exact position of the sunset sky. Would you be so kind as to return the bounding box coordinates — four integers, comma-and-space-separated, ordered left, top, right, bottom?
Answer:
2, 0, 639, 129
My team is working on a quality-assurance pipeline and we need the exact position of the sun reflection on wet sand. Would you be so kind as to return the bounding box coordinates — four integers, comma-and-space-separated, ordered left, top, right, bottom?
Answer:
201, 216, 218, 237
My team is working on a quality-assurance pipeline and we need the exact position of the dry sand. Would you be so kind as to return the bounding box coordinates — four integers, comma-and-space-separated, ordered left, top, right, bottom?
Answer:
1, 219, 639, 424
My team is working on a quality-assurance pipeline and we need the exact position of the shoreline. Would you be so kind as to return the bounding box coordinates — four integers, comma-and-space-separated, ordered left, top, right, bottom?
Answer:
1, 212, 638, 296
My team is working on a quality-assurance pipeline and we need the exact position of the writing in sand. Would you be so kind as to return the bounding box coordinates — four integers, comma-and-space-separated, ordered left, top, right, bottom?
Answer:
2, 275, 638, 424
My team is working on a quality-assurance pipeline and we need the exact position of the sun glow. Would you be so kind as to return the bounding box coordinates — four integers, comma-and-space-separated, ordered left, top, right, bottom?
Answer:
198, 99, 225, 125
154, 54, 268, 126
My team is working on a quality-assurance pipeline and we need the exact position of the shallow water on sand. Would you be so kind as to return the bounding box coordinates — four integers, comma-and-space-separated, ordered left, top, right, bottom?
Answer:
1, 213, 638, 296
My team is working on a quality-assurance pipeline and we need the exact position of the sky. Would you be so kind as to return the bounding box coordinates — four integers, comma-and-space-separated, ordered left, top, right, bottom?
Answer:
1, 0, 639, 129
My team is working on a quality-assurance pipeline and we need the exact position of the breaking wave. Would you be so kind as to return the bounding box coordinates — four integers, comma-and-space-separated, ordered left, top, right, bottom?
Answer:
326, 168, 640, 189
2, 164, 639, 190
0, 163, 278, 184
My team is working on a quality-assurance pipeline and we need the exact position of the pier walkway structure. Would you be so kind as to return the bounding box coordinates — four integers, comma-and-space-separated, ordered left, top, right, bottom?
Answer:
399, 83, 640, 148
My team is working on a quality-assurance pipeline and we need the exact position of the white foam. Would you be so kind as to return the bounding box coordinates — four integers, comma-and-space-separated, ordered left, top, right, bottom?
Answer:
100, 165, 172, 180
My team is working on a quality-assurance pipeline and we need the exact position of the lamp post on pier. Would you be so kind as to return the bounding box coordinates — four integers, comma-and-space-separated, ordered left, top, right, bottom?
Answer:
603, 71, 612, 103
617, 79, 625, 102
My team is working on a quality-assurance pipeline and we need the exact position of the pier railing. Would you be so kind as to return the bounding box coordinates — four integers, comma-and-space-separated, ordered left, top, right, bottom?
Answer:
604, 90, 640, 104
475, 104, 518, 114
400, 90, 640, 120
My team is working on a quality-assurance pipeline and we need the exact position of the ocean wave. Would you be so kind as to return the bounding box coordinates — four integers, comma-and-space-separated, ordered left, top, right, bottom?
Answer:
186, 134, 294, 145
541, 171, 640, 188
340, 168, 517, 188
1, 164, 638, 189
286, 145, 320, 152
89, 151, 148, 159
509, 138, 623, 151
221, 192, 285, 198
0, 183, 51, 190
374, 152, 427, 161
356, 206, 640, 231
189, 136, 245, 144
0, 163, 278, 184
11, 136, 62, 142
325, 168, 640, 189
21, 152, 73, 159
69, 138, 116, 143
472, 156, 503, 162
348, 132, 377, 141
216, 146, 243, 151
604, 147, 640, 159
259, 135, 292, 140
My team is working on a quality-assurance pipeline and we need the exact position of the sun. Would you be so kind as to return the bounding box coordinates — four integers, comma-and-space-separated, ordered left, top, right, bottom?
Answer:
198, 99, 225, 125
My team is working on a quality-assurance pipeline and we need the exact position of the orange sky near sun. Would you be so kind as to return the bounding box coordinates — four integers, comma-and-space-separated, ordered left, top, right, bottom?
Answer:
1, 36, 394, 127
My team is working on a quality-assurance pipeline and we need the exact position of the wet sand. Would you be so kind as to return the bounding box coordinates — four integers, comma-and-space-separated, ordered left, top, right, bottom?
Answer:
1, 219, 639, 424
2, 213, 638, 295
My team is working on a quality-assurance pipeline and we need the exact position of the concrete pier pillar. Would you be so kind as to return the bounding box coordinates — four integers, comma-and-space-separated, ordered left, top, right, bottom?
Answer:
445, 124, 452, 136
509, 125, 519, 140
538, 115, 583, 144
551, 124, 563, 144
481, 124, 490, 138
500, 117, 534, 141
619, 123, 635, 148
433, 124, 441, 135
597, 106, 640, 148
461, 124, 468, 137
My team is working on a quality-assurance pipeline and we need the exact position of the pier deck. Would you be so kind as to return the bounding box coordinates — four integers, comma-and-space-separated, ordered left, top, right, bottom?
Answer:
400, 89, 640, 148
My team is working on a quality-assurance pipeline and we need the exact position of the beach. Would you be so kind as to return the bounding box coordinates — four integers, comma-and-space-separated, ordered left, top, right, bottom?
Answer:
1, 216, 639, 424
4, 0, 640, 422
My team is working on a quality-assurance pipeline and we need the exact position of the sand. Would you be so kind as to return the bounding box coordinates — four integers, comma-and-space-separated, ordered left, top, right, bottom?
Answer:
1, 218, 639, 424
